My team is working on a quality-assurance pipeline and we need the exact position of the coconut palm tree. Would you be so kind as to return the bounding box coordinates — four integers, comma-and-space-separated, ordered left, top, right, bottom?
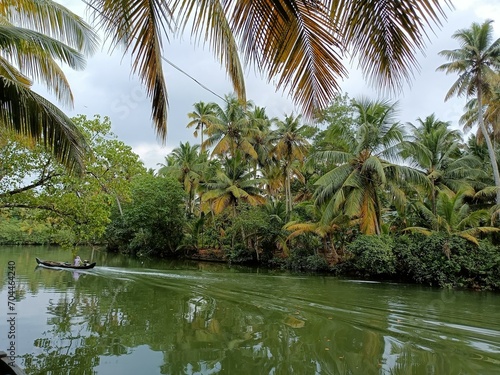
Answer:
459, 73, 500, 144
186, 101, 219, 152
247, 106, 275, 176
261, 163, 284, 199
0, 0, 98, 172
157, 142, 207, 215
402, 114, 483, 216
86, 0, 451, 135
272, 114, 312, 214
204, 94, 257, 160
437, 20, 500, 207
404, 189, 500, 246
313, 98, 428, 235
202, 154, 265, 218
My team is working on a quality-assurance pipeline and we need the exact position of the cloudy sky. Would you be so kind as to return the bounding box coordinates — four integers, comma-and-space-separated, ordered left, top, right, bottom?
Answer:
48, 0, 500, 169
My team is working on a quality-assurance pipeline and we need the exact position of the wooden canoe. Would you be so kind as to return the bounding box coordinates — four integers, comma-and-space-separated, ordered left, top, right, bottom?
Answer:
36, 257, 96, 270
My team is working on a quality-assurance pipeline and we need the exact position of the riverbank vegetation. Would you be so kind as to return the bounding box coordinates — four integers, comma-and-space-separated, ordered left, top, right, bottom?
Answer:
2, 89, 500, 289
1, 15, 500, 290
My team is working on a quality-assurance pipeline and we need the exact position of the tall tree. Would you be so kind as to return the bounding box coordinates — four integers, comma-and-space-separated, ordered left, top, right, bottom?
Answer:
402, 114, 482, 216
0, 115, 146, 247
0, 0, 99, 171
437, 20, 500, 207
204, 94, 257, 160
157, 142, 207, 215
247, 106, 274, 177
313, 99, 428, 235
460, 73, 500, 143
202, 155, 265, 218
87, 0, 451, 135
186, 102, 218, 153
272, 114, 311, 214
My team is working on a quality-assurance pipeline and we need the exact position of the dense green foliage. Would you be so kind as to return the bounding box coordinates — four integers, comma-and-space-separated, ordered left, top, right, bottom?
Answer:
394, 234, 500, 290
345, 235, 396, 277
105, 175, 186, 257
331, 234, 500, 290
0, 115, 146, 248
150, 87, 500, 289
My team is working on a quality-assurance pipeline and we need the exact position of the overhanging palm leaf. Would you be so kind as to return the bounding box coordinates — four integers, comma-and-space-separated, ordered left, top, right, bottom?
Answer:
172, 0, 246, 101
0, 76, 87, 172
0, 24, 87, 106
89, 0, 172, 140
333, 0, 452, 90
87, 0, 450, 133
0, 0, 99, 55
0, 1, 97, 171
230, 0, 345, 115
0, 55, 31, 85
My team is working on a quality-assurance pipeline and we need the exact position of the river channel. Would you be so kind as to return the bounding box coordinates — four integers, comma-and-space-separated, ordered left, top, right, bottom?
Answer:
0, 246, 499, 374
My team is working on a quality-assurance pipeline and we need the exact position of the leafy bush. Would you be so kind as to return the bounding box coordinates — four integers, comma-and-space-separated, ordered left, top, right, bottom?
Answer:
304, 255, 330, 272
226, 243, 255, 263
394, 233, 500, 289
344, 235, 396, 277
281, 253, 329, 272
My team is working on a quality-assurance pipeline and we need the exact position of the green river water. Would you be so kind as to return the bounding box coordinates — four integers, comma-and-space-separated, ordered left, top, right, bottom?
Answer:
0, 246, 499, 374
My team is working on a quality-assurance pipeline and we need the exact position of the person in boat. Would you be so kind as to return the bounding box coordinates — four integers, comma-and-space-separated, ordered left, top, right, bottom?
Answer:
74, 256, 82, 267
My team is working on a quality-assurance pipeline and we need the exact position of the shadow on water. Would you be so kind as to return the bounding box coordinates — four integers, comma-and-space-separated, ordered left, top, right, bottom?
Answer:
1, 246, 500, 374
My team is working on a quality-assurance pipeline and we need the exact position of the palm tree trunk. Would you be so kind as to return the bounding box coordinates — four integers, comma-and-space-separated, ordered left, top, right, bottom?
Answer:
190, 190, 195, 215
200, 123, 204, 153
285, 166, 292, 214
431, 179, 437, 227
328, 234, 340, 264
374, 194, 382, 235
374, 215, 381, 235
477, 85, 500, 208
285, 171, 291, 214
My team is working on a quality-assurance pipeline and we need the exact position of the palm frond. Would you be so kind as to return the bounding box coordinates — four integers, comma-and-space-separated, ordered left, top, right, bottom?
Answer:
474, 186, 498, 199
0, 55, 30, 86
314, 164, 354, 204
0, 24, 89, 106
0, 24, 87, 69
456, 209, 492, 230
312, 149, 353, 165
335, 0, 451, 91
361, 156, 386, 184
211, 194, 232, 214
402, 226, 432, 236
229, 0, 345, 118
0, 76, 87, 173
88, 0, 172, 140
1, 0, 99, 54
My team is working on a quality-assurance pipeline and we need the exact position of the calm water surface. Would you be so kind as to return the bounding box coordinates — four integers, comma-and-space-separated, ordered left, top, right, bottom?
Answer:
0, 246, 499, 374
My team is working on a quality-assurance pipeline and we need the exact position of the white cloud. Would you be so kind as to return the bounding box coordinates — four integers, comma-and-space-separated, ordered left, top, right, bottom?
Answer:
132, 143, 174, 171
